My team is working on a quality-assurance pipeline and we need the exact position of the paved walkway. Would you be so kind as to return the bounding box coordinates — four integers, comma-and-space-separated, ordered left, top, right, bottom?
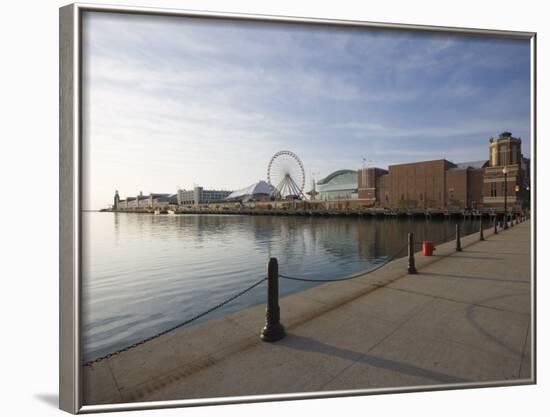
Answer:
84, 220, 532, 405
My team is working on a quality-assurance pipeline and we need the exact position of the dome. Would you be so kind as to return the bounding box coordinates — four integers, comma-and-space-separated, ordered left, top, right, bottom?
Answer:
316, 170, 357, 192
316, 170, 358, 201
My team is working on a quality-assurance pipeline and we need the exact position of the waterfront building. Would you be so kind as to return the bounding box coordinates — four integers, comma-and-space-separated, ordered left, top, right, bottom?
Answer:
355, 132, 529, 210
177, 186, 232, 206
225, 181, 274, 203
357, 167, 389, 205
316, 170, 358, 201
115, 192, 177, 209
482, 132, 530, 209
125, 191, 154, 208
358, 160, 487, 210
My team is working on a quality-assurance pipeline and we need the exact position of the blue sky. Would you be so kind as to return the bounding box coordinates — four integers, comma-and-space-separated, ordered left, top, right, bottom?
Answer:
82, 12, 531, 210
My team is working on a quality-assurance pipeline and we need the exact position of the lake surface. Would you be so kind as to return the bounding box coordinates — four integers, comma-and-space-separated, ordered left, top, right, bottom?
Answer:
82, 212, 488, 362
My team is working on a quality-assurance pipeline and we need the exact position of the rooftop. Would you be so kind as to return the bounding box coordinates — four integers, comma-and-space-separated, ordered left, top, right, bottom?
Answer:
450, 160, 489, 170
226, 181, 274, 200
317, 170, 356, 185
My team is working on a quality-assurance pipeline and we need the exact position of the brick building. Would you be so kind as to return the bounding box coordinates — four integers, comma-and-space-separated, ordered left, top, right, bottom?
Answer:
357, 167, 388, 205
482, 132, 530, 209
356, 132, 529, 210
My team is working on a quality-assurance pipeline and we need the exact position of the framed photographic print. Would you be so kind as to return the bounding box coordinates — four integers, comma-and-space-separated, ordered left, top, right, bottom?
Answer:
59, 2, 536, 413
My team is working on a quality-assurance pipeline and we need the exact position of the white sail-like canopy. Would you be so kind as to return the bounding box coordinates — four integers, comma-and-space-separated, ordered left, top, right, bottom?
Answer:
225, 180, 274, 201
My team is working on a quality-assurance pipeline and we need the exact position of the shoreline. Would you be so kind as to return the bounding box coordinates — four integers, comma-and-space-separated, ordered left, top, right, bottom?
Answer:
98, 207, 524, 219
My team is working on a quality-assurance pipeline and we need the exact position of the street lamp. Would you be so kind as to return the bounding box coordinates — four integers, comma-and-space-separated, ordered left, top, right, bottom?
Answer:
503, 166, 508, 229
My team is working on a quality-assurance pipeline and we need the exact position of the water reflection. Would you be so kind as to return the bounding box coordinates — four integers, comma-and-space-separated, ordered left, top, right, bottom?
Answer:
82, 212, 488, 362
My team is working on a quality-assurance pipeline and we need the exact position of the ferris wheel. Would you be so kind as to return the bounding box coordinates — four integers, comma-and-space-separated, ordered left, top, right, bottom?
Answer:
267, 150, 306, 199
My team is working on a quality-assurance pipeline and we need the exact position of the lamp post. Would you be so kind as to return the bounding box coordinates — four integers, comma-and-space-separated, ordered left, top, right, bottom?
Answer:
503, 166, 508, 229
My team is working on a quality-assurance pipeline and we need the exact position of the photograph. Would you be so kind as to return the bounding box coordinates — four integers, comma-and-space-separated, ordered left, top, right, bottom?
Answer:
70, 5, 533, 409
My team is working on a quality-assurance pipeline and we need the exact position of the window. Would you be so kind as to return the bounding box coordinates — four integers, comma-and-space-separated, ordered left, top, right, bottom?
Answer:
420, 193, 423, 201
491, 182, 497, 197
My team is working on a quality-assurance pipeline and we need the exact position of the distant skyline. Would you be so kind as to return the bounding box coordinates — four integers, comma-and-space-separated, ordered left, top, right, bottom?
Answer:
82, 12, 531, 210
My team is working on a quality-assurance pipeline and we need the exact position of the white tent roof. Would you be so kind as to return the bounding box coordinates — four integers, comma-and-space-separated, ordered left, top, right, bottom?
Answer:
226, 180, 274, 200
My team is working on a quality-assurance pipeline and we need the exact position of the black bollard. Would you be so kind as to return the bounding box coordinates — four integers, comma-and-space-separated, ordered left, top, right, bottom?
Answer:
456, 224, 462, 252
407, 232, 417, 274
494, 217, 498, 234
261, 258, 285, 342
479, 220, 484, 241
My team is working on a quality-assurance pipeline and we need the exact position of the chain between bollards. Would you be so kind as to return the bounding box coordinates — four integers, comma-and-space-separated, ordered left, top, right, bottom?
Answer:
455, 224, 462, 252
407, 232, 417, 274
261, 258, 285, 342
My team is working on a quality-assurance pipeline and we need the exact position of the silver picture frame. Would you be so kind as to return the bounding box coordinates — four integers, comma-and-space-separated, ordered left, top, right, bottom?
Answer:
59, 2, 537, 414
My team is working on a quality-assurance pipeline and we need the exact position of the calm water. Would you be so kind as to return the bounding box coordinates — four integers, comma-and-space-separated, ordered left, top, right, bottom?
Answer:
82, 212, 487, 361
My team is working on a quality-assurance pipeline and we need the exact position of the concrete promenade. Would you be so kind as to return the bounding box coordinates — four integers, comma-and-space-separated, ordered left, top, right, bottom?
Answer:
83, 220, 532, 405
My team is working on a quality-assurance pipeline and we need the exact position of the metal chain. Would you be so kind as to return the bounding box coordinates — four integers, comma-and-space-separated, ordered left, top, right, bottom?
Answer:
279, 242, 408, 283
84, 276, 267, 367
